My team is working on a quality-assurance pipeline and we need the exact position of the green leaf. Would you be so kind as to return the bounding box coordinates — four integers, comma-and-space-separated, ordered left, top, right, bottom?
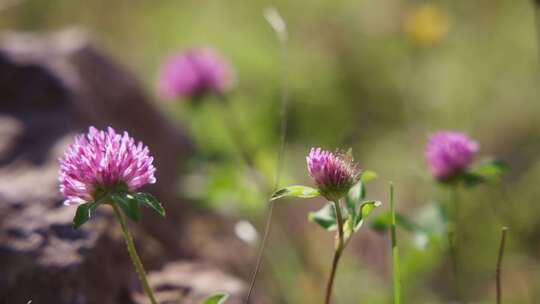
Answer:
371, 204, 447, 249
465, 159, 506, 186
92, 187, 109, 202
135, 192, 166, 217
270, 185, 320, 201
370, 212, 392, 231
361, 200, 381, 218
345, 182, 363, 213
202, 292, 229, 304
361, 170, 378, 183
345, 171, 378, 206
308, 203, 337, 230
111, 193, 140, 221
353, 200, 382, 231
73, 202, 99, 229
473, 159, 506, 177
370, 202, 448, 249
370, 212, 421, 232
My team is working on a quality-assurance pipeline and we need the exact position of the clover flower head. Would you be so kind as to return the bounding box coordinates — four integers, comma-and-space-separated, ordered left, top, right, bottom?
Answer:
306, 148, 361, 201
425, 130, 479, 181
157, 48, 234, 101
59, 126, 156, 205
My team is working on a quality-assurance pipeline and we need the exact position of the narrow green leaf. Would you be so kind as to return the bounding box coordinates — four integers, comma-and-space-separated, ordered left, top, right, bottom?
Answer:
343, 215, 355, 243
111, 193, 140, 221
202, 292, 229, 304
270, 185, 320, 201
354, 200, 382, 231
308, 203, 337, 231
135, 192, 166, 217
390, 183, 402, 304
359, 182, 366, 200
73, 202, 99, 229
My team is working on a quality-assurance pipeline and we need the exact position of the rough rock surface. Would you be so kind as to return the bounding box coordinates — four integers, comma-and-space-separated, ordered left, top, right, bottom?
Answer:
133, 262, 247, 304
0, 30, 255, 304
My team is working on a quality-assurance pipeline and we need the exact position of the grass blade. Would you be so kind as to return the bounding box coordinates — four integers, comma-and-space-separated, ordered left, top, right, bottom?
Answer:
390, 182, 402, 304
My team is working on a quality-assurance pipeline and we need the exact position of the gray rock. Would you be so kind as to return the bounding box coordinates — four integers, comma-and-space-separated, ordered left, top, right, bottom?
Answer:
133, 262, 248, 304
0, 30, 254, 304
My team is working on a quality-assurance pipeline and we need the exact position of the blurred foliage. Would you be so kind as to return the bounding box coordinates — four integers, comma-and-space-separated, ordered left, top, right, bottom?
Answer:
3, 0, 540, 303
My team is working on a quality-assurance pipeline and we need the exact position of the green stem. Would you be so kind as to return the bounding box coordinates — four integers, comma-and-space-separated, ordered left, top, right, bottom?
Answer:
496, 226, 508, 304
390, 183, 402, 304
448, 186, 462, 302
111, 204, 158, 304
245, 201, 275, 302
221, 12, 291, 302
245, 11, 291, 300
324, 200, 345, 304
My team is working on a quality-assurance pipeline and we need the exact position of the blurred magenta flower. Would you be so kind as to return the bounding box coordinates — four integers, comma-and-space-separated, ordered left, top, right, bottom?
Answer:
307, 148, 361, 201
59, 126, 156, 205
425, 130, 479, 181
157, 48, 234, 100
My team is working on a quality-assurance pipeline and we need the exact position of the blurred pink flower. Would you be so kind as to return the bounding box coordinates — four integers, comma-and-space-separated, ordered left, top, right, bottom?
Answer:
425, 130, 479, 181
157, 48, 234, 100
59, 126, 156, 205
307, 148, 360, 201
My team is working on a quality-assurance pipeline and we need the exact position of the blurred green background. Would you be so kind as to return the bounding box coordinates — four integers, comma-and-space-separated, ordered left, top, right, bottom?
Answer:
3, 0, 540, 303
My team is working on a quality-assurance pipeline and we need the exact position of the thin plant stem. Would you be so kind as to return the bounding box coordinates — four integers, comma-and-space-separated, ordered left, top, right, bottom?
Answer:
111, 204, 158, 304
390, 182, 402, 304
447, 185, 462, 302
496, 226, 508, 304
325, 249, 343, 304
245, 7, 290, 303
215, 94, 278, 303
447, 229, 459, 299
324, 200, 345, 304
245, 200, 275, 302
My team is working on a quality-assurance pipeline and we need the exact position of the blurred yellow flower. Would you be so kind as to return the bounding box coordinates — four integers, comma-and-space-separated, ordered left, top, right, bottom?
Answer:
404, 4, 450, 47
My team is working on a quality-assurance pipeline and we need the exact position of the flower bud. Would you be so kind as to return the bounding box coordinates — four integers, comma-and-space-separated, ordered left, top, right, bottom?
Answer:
306, 148, 361, 201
